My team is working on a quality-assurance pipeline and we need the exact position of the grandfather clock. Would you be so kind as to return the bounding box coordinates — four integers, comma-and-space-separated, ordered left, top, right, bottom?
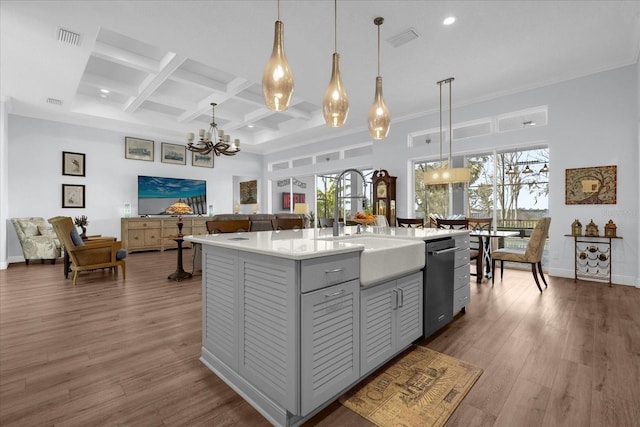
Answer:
372, 169, 396, 226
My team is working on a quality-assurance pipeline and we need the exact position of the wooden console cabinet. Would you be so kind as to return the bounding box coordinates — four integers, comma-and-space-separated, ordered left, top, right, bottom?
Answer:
121, 217, 209, 252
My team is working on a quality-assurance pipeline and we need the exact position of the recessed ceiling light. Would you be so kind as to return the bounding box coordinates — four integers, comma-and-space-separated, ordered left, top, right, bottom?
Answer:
443, 16, 456, 26
100, 94, 107, 98
248, 124, 254, 128
100, 89, 109, 94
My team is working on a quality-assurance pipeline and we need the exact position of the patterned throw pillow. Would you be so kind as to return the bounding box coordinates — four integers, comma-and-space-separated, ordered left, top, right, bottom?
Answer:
18, 220, 39, 236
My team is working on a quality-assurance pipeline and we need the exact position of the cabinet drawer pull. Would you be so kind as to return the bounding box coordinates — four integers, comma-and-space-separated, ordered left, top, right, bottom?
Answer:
430, 247, 457, 255
325, 290, 345, 298
325, 268, 344, 274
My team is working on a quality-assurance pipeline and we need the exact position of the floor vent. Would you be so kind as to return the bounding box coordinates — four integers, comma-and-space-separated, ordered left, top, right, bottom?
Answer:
57, 27, 81, 46
387, 28, 419, 48
46, 98, 63, 106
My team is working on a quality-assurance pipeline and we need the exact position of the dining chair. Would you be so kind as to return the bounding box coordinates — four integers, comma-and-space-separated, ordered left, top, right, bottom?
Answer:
435, 218, 469, 229
467, 218, 493, 280
491, 217, 551, 292
206, 219, 251, 234
396, 218, 424, 228
275, 217, 305, 230
436, 218, 483, 281
318, 218, 334, 228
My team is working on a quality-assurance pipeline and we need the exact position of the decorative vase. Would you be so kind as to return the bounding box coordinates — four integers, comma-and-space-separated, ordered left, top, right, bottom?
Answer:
80, 226, 87, 240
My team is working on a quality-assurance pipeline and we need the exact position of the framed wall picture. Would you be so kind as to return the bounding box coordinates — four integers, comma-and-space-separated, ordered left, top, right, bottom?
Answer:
62, 151, 85, 177
62, 184, 86, 208
125, 137, 154, 161
239, 180, 258, 204
565, 165, 617, 205
161, 142, 186, 165
282, 192, 305, 210
192, 151, 214, 168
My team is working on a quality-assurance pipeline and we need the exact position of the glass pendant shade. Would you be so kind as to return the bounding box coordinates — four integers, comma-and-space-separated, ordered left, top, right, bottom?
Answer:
262, 20, 294, 111
368, 76, 391, 139
322, 53, 349, 127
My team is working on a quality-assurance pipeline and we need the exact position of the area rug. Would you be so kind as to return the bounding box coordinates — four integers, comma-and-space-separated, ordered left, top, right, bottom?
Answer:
339, 346, 483, 427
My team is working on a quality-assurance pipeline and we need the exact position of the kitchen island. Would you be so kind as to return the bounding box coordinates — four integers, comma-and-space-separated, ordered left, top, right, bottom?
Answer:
186, 226, 467, 427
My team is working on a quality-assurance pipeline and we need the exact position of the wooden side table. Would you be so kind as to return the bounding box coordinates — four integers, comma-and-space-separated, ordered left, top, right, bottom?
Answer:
167, 236, 192, 281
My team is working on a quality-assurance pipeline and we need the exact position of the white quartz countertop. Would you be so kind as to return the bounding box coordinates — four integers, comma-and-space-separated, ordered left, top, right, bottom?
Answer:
185, 226, 467, 260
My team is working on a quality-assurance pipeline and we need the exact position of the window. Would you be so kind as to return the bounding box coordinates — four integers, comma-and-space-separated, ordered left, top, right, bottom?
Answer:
468, 148, 549, 227
414, 160, 449, 219
414, 147, 549, 228
316, 169, 373, 223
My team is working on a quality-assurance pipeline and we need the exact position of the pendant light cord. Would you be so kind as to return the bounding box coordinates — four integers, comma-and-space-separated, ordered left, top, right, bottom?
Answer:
377, 22, 381, 76
334, 0, 337, 53
439, 81, 443, 163
449, 79, 452, 165
277, 0, 280, 21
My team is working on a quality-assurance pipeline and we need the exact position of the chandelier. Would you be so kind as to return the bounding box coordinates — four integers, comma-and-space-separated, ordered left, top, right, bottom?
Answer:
186, 103, 240, 157
424, 77, 470, 185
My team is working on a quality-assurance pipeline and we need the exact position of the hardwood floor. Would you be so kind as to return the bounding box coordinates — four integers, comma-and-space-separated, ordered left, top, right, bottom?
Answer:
1, 250, 638, 426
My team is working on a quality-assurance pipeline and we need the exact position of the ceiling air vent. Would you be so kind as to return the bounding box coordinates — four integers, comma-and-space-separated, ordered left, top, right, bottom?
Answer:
46, 98, 63, 106
57, 27, 81, 46
387, 28, 419, 48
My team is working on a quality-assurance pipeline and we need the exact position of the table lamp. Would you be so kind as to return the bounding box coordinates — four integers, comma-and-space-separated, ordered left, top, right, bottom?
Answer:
293, 203, 309, 215
166, 200, 193, 236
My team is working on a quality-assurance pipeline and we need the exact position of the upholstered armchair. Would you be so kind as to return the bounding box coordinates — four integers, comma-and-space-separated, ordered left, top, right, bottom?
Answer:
11, 217, 62, 264
48, 216, 126, 286
492, 217, 551, 292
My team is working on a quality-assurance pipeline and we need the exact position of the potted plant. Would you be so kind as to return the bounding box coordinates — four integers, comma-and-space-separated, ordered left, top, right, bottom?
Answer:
74, 215, 89, 239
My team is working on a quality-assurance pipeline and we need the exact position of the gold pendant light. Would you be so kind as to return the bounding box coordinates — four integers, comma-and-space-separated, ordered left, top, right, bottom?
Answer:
368, 17, 390, 140
262, 0, 294, 111
322, 0, 349, 127
424, 78, 470, 185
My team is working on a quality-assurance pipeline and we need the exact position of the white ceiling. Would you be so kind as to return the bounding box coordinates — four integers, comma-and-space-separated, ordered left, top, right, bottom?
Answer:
2, 1, 639, 155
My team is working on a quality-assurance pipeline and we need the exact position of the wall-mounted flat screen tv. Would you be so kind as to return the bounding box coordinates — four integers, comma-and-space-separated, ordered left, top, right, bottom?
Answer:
138, 175, 207, 216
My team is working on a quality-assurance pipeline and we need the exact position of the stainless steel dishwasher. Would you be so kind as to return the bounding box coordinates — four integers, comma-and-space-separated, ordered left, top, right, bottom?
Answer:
423, 238, 456, 338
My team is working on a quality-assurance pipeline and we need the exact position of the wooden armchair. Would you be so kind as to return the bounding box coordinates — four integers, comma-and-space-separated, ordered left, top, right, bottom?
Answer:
48, 216, 126, 286
206, 219, 250, 234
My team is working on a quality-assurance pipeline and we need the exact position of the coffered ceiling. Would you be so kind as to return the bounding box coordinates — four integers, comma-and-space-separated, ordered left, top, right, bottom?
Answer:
2, 1, 639, 155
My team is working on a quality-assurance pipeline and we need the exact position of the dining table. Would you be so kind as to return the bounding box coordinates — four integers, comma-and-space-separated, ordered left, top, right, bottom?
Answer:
469, 229, 521, 281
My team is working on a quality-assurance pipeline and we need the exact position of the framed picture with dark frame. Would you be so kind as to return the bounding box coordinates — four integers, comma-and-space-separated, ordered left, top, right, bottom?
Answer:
192, 151, 214, 168
62, 151, 85, 177
125, 137, 154, 161
62, 184, 86, 208
282, 192, 305, 210
161, 142, 186, 165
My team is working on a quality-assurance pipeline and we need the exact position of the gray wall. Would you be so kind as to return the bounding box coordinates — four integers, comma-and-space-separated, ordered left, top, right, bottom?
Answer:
4, 116, 263, 263
263, 65, 639, 286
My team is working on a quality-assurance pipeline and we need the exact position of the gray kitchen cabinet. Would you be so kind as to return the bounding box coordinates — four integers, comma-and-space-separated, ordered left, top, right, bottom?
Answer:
237, 251, 299, 415
300, 279, 360, 414
360, 271, 423, 376
453, 234, 471, 313
201, 245, 360, 423
202, 246, 239, 370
